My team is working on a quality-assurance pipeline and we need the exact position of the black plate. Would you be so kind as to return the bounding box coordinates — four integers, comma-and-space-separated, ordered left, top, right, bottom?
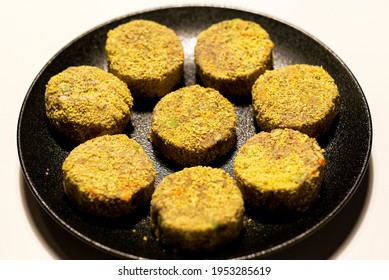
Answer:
17, 6, 372, 259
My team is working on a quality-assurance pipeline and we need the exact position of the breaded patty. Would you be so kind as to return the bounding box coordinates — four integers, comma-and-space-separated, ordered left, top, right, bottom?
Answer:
195, 18, 274, 97
150, 85, 237, 166
252, 64, 340, 137
45, 65, 133, 143
62, 134, 156, 218
234, 128, 325, 212
106, 19, 184, 98
150, 166, 244, 252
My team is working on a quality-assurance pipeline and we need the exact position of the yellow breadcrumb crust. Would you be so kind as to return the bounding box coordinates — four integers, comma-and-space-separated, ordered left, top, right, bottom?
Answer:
252, 64, 339, 137
106, 19, 184, 98
195, 18, 274, 96
234, 128, 325, 212
150, 85, 237, 166
45, 65, 133, 143
62, 134, 156, 218
151, 166, 244, 252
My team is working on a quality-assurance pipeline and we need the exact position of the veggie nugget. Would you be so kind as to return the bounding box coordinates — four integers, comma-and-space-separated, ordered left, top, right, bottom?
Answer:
150, 166, 244, 252
234, 128, 325, 212
252, 64, 340, 137
195, 18, 274, 97
62, 134, 156, 218
106, 19, 184, 98
150, 85, 237, 166
45, 65, 133, 143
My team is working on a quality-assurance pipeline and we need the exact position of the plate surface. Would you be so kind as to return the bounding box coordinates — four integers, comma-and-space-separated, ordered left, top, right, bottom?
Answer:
17, 6, 372, 259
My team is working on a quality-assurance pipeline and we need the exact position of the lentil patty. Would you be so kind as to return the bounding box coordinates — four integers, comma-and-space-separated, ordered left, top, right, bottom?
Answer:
105, 19, 184, 98
150, 85, 237, 166
252, 64, 340, 137
45, 65, 133, 143
62, 134, 156, 218
234, 128, 325, 212
150, 166, 244, 252
195, 18, 274, 96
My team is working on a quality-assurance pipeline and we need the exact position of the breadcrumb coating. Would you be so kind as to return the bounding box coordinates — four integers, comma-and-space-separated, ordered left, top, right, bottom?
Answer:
234, 128, 325, 212
150, 85, 237, 166
151, 166, 244, 252
252, 64, 339, 137
45, 65, 133, 143
195, 18, 274, 96
62, 134, 156, 218
106, 20, 184, 98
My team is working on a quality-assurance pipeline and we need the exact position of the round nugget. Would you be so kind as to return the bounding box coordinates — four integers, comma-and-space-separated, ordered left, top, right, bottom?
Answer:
195, 18, 274, 97
150, 85, 237, 166
45, 65, 133, 143
150, 166, 244, 252
252, 64, 340, 137
105, 20, 184, 98
62, 134, 156, 218
234, 128, 325, 212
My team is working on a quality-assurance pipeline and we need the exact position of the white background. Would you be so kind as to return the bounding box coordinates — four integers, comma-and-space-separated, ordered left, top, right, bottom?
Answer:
1, 0, 387, 259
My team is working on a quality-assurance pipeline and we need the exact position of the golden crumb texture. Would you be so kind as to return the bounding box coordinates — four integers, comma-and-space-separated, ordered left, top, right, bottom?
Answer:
234, 128, 325, 212
252, 64, 340, 137
150, 166, 244, 252
195, 18, 274, 96
62, 134, 156, 218
150, 85, 237, 166
45, 65, 133, 143
106, 19, 184, 98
